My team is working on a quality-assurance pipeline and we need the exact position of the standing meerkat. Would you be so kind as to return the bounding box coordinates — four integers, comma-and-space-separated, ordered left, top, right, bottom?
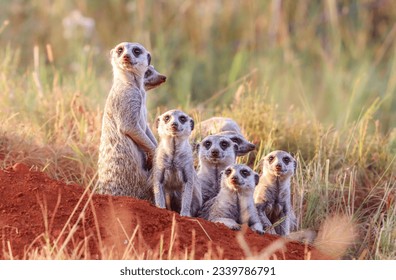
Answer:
254, 150, 297, 236
196, 134, 237, 203
198, 164, 263, 234
144, 65, 166, 91
97, 42, 156, 200
152, 109, 202, 217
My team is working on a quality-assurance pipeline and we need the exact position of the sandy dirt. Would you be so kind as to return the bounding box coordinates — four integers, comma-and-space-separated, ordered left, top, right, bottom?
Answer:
0, 163, 328, 260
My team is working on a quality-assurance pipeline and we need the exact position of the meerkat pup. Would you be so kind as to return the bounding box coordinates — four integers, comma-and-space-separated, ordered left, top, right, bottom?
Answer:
152, 109, 202, 217
97, 42, 156, 199
254, 150, 297, 236
198, 164, 263, 234
196, 135, 238, 203
144, 65, 166, 91
192, 117, 255, 156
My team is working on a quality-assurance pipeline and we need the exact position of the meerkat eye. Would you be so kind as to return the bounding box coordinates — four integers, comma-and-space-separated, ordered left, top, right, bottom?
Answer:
204, 141, 212, 149
268, 156, 274, 163
225, 168, 232, 176
163, 115, 170, 123
144, 69, 152, 78
230, 137, 242, 145
179, 116, 187, 123
220, 140, 230, 149
240, 169, 250, 177
116, 47, 123, 55
132, 47, 142, 56
283, 157, 290, 164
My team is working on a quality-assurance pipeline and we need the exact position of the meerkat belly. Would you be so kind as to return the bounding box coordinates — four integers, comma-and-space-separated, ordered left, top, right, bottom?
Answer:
98, 119, 147, 191
163, 167, 185, 190
211, 194, 239, 221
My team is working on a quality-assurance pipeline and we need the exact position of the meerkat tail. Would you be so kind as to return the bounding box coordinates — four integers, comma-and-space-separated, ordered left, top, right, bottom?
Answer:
313, 214, 357, 259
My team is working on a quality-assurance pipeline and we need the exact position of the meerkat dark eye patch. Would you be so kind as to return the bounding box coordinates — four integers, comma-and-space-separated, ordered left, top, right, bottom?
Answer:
220, 140, 230, 150
240, 169, 250, 177
116, 47, 123, 56
204, 141, 212, 149
132, 47, 142, 57
283, 157, 290, 165
164, 115, 170, 123
230, 137, 242, 145
268, 156, 275, 163
225, 168, 232, 176
179, 116, 187, 123
144, 69, 152, 78
190, 119, 194, 131
254, 174, 259, 185
147, 53, 151, 65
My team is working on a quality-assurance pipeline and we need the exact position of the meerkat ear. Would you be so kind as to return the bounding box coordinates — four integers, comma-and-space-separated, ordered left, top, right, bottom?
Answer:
254, 173, 260, 185
155, 117, 160, 130
190, 119, 195, 131
195, 143, 200, 153
293, 159, 297, 172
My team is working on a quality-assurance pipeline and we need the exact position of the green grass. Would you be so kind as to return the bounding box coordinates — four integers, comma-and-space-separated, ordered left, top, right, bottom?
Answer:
0, 0, 395, 259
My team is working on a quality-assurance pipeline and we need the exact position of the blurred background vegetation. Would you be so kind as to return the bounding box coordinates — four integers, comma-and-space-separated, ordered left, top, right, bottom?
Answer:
0, 0, 395, 259
1, 0, 395, 128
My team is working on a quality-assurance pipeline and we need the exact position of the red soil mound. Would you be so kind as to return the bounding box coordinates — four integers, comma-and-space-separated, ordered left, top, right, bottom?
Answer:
0, 163, 328, 260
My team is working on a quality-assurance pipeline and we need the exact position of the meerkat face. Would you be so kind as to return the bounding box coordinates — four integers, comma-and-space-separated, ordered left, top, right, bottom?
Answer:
198, 135, 237, 165
222, 164, 259, 192
262, 150, 296, 178
217, 131, 256, 156
110, 42, 151, 75
144, 65, 167, 91
156, 109, 194, 138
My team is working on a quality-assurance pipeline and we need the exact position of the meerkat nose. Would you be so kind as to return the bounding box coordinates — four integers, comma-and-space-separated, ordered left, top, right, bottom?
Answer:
275, 163, 282, 170
211, 149, 219, 157
230, 176, 239, 184
123, 54, 131, 61
171, 122, 178, 128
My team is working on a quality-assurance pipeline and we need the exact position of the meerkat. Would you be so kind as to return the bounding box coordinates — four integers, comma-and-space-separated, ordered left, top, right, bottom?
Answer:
198, 164, 263, 234
97, 42, 156, 200
215, 131, 256, 156
192, 117, 255, 156
196, 135, 238, 203
195, 117, 242, 135
152, 109, 202, 217
254, 150, 297, 236
144, 65, 166, 91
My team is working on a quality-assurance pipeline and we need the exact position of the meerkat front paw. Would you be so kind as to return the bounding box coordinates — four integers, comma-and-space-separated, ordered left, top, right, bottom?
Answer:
251, 222, 264, 234
222, 220, 241, 231
180, 210, 191, 217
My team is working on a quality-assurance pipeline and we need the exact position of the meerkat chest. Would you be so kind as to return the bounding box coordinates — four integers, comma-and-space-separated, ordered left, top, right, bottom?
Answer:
163, 168, 185, 190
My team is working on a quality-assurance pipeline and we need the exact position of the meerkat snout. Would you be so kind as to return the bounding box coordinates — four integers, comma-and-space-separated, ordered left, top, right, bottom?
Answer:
211, 149, 219, 157
144, 65, 167, 91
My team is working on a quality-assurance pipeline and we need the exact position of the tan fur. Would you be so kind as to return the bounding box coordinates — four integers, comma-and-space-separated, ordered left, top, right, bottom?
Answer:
198, 164, 263, 234
152, 110, 202, 217
254, 150, 297, 236
192, 117, 255, 156
97, 42, 155, 200
196, 134, 237, 203
144, 65, 166, 91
